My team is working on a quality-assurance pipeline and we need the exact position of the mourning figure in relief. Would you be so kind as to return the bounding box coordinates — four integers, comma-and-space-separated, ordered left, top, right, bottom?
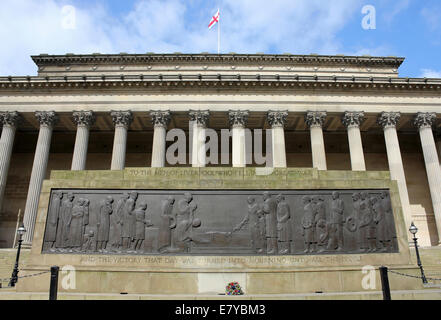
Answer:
276, 194, 292, 254
158, 196, 176, 253
121, 191, 138, 251
111, 193, 129, 251
133, 202, 152, 252
302, 196, 316, 253
263, 192, 278, 254
327, 191, 345, 251
96, 196, 114, 252
46, 192, 62, 251
56, 192, 75, 250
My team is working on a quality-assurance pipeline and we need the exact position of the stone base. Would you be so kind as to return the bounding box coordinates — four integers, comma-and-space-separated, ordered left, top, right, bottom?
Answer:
20, 167, 415, 295
3, 289, 441, 300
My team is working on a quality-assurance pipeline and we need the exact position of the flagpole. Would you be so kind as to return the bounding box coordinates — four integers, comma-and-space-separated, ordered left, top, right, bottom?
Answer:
218, 8, 220, 54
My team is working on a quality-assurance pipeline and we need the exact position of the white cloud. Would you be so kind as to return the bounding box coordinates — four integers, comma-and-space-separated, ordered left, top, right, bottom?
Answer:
420, 69, 441, 78
0, 0, 365, 75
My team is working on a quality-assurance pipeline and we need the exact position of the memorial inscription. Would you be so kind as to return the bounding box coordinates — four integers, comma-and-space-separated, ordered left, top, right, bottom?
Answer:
42, 189, 398, 255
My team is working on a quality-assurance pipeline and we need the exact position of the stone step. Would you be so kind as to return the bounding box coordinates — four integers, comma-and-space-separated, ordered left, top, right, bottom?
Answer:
1, 289, 441, 300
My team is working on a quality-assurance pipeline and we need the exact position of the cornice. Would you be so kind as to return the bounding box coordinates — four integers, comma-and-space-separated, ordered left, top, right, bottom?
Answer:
31, 53, 405, 68
0, 74, 440, 94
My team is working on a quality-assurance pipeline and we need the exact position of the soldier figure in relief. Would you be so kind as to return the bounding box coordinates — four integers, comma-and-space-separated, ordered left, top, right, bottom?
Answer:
276, 194, 292, 254
327, 191, 345, 251
176, 192, 198, 252
232, 196, 266, 254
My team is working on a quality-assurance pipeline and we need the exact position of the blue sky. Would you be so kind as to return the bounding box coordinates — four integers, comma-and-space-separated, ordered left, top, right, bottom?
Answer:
0, 0, 440, 77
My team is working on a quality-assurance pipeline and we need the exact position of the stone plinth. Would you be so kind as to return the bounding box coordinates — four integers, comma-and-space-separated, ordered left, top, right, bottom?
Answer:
18, 167, 415, 295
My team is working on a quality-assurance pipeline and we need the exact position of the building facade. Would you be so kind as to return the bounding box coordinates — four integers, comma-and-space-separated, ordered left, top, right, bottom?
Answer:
0, 53, 440, 248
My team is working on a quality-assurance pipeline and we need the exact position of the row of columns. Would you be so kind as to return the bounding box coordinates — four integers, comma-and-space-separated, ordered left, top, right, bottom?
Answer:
0, 110, 439, 245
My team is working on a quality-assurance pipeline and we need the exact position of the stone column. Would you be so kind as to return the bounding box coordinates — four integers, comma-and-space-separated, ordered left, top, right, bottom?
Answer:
378, 112, 412, 233
436, 129, 441, 168
229, 110, 249, 167
414, 112, 441, 244
150, 110, 171, 167
267, 111, 288, 168
110, 111, 133, 170
71, 111, 95, 171
305, 111, 327, 170
342, 111, 366, 171
22, 111, 58, 246
0, 111, 21, 211
189, 110, 209, 167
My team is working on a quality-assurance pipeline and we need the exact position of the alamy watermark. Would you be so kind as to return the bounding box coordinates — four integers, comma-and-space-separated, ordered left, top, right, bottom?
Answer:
61, 5, 76, 30
361, 5, 376, 30
361, 265, 376, 290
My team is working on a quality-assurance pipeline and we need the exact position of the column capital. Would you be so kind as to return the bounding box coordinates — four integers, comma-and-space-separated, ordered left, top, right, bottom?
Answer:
35, 111, 58, 127
377, 112, 401, 129
267, 110, 288, 128
0, 111, 21, 127
342, 111, 365, 128
413, 112, 436, 130
189, 110, 210, 127
229, 110, 249, 128
72, 111, 96, 127
305, 111, 327, 128
111, 110, 133, 128
150, 110, 171, 128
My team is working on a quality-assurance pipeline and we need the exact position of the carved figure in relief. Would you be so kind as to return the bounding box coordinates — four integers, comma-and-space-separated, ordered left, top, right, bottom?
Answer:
367, 196, 379, 252
46, 192, 62, 251
56, 192, 75, 250
158, 196, 176, 253
327, 191, 345, 251
96, 196, 114, 252
358, 192, 373, 252
373, 193, 390, 252
121, 191, 138, 251
346, 192, 361, 233
82, 198, 90, 242
302, 196, 316, 253
262, 192, 278, 254
132, 202, 152, 252
232, 196, 266, 253
175, 192, 199, 252
380, 192, 394, 248
68, 198, 86, 251
111, 193, 129, 251
313, 196, 327, 253
276, 194, 292, 254
82, 230, 95, 252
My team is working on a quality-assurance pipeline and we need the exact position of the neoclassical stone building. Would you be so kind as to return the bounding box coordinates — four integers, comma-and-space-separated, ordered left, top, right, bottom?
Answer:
0, 53, 440, 248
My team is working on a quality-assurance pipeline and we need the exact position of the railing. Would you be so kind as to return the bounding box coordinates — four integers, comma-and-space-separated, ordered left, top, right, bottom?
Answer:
0, 266, 59, 300
379, 266, 441, 300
